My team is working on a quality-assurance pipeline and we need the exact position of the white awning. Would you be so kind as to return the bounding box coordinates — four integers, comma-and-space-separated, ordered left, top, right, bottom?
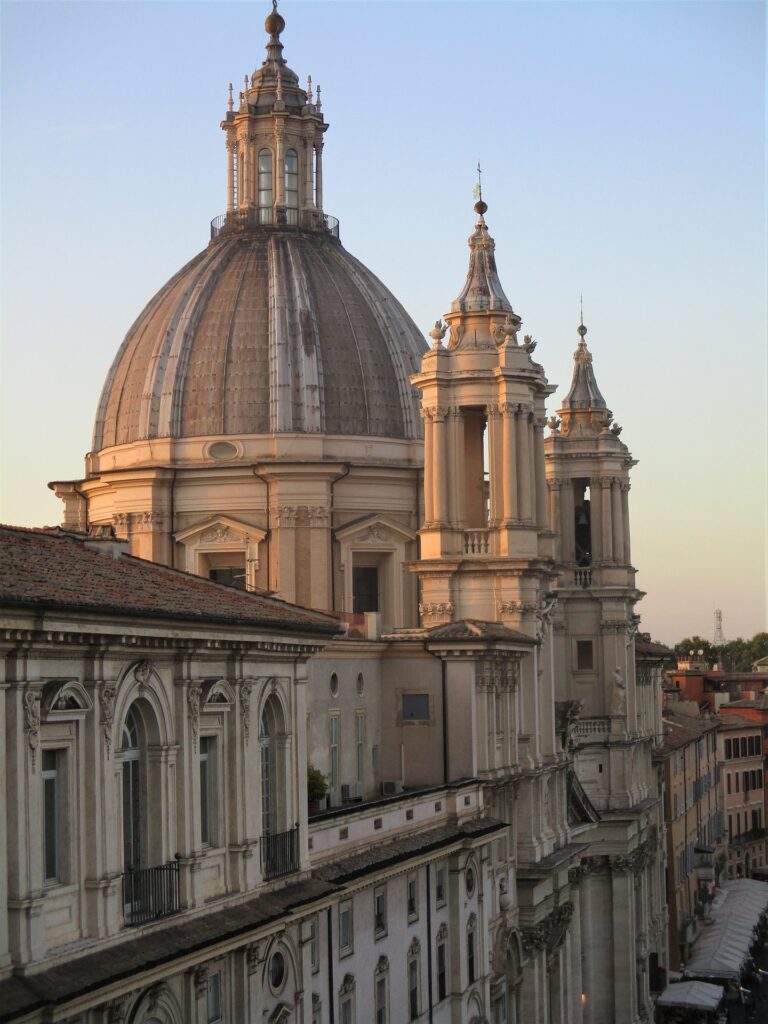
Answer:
683, 879, 768, 980
657, 980, 724, 1010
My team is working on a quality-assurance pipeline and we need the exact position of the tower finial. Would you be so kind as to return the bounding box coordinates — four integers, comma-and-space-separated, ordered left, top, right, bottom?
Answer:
577, 294, 587, 339
227, 82, 234, 112
472, 161, 487, 218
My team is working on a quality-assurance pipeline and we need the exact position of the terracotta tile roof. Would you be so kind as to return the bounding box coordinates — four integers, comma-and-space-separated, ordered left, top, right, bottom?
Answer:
716, 712, 761, 731
658, 712, 719, 753
314, 818, 506, 884
0, 526, 339, 635
635, 637, 673, 657
425, 619, 535, 643
0, 877, 336, 1022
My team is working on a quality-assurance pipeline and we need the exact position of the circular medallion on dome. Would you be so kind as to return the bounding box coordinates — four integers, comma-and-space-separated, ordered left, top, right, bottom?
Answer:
207, 441, 240, 461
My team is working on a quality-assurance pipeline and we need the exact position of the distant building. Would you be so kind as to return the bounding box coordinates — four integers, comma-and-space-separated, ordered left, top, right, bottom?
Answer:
653, 704, 723, 971
718, 713, 767, 878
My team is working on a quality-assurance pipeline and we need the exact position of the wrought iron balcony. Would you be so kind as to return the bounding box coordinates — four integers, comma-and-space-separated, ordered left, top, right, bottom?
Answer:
261, 825, 300, 880
122, 857, 180, 927
210, 207, 340, 240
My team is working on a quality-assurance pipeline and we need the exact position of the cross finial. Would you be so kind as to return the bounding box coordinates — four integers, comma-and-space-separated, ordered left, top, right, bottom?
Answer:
580, 293, 583, 327
272, 0, 278, 10
473, 161, 483, 202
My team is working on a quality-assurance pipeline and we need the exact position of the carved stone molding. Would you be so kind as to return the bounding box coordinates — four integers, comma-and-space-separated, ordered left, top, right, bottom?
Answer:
113, 510, 165, 534
146, 982, 168, 1013
106, 998, 128, 1024
23, 687, 42, 770
419, 601, 453, 618
193, 965, 209, 998
100, 685, 116, 757
239, 681, 252, 745
339, 973, 355, 996
273, 506, 299, 527
408, 936, 421, 956
201, 525, 238, 543
498, 600, 538, 615
246, 942, 262, 972
187, 684, 202, 748
308, 506, 330, 527
134, 659, 152, 694
375, 954, 389, 975
359, 525, 391, 543
520, 902, 574, 957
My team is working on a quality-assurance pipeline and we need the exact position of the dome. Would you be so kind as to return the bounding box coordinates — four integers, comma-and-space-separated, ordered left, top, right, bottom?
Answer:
92, 227, 427, 450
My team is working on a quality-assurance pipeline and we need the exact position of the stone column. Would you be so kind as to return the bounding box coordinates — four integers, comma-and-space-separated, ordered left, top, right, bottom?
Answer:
274, 128, 285, 213
549, 481, 562, 560
601, 477, 613, 562
226, 142, 236, 212
309, 507, 331, 611
432, 408, 448, 524
422, 411, 434, 525
272, 505, 297, 602
590, 477, 602, 562
621, 482, 632, 566
533, 418, 548, 529
315, 141, 324, 210
304, 137, 314, 207
560, 480, 574, 564
502, 404, 518, 523
611, 864, 636, 1023
516, 407, 532, 522
487, 404, 503, 525
242, 135, 251, 206
611, 479, 623, 564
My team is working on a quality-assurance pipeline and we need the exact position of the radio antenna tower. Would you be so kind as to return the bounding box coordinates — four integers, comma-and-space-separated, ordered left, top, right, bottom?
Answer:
713, 608, 726, 647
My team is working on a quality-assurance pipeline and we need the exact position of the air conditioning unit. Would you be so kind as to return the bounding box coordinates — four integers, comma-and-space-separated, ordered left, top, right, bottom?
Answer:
382, 780, 403, 796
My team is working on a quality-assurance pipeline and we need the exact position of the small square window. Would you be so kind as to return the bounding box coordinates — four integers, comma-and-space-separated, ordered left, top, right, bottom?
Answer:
576, 640, 594, 671
374, 817, 382, 830
402, 693, 430, 721
406, 808, 414, 821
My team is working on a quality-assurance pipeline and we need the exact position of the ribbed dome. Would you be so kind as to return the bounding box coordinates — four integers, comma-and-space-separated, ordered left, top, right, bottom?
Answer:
93, 230, 427, 450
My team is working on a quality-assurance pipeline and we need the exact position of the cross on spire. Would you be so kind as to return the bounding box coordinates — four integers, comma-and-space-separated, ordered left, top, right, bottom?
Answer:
473, 161, 483, 202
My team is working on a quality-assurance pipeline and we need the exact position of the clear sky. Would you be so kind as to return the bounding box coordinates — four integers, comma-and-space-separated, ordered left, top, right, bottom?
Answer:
1, 0, 765, 645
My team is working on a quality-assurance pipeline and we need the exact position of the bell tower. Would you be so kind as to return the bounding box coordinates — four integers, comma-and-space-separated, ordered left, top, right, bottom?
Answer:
220, 2, 327, 228
545, 319, 648, 809
411, 199, 556, 628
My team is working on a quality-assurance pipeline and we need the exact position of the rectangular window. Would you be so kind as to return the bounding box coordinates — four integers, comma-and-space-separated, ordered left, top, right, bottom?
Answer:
42, 749, 62, 883
374, 886, 387, 936
375, 975, 388, 1024
467, 929, 476, 984
329, 715, 339, 798
576, 640, 594, 671
356, 712, 365, 787
200, 736, 214, 847
435, 865, 446, 906
725, 738, 732, 759
407, 873, 418, 920
408, 959, 419, 1021
340, 996, 353, 1024
741, 737, 748, 757
402, 693, 430, 721
736, 772, 740, 792
353, 565, 379, 613
207, 971, 222, 1023
437, 941, 447, 1001
727, 773, 732, 795
309, 915, 319, 973
339, 900, 353, 955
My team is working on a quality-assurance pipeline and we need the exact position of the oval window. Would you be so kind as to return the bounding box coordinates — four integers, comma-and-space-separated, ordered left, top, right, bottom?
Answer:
330, 673, 339, 698
269, 950, 286, 991
356, 673, 364, 696
208, 441, 239, 461
466, 865, 476, 897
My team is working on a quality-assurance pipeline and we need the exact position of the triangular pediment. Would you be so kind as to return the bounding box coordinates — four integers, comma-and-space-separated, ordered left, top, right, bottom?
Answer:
175, 515, 266, 545
335, 513, 416, 544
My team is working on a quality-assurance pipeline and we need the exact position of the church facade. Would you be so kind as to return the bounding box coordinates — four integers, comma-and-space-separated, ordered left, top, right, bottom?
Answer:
2, 6, 668, 1022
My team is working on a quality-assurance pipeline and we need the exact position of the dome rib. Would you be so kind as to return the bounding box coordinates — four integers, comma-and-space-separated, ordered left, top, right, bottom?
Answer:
92, 230, 427, 450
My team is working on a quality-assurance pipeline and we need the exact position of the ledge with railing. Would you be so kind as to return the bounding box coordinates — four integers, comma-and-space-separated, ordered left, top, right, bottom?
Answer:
575, 717, 611, 740
464, 529, 491, 555
122, 857, 181, 927
211, 207, 340, 241
261, 825, 300, 881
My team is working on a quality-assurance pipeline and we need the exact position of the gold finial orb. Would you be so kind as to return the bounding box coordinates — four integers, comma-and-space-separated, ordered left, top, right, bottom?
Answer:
474, 199, 488, 216
265, 1, 285, 36
577, 323, 587, 338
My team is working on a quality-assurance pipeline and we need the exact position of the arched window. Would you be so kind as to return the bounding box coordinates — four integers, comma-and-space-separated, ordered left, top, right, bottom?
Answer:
284, 148, 298, 223
260, 698, 279, 835
258, 149, 273, 223
122, 706, 142, 873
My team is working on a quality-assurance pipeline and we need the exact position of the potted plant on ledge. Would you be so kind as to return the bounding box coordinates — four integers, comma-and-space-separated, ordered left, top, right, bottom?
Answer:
307, 765, 328, 815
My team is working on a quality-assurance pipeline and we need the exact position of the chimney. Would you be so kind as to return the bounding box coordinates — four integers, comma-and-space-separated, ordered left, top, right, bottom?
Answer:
82, 524, 130, 559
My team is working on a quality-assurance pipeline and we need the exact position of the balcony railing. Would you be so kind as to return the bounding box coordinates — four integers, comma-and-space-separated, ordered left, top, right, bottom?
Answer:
122, 858, 180, 927
261, 825, 300, 880
574, 568, 592, 588
211, 207, 340, 240
464, 529, 490, 555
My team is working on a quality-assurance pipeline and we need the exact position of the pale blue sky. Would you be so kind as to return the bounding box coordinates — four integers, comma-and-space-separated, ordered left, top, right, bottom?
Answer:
1, 0, 765, 643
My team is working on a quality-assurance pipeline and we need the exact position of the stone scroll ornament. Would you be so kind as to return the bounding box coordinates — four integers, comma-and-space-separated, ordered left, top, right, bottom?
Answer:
23, 687, 42, 770
100, 686, 117, 757
239, 681, 253, 745
188, 684, 202, 747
